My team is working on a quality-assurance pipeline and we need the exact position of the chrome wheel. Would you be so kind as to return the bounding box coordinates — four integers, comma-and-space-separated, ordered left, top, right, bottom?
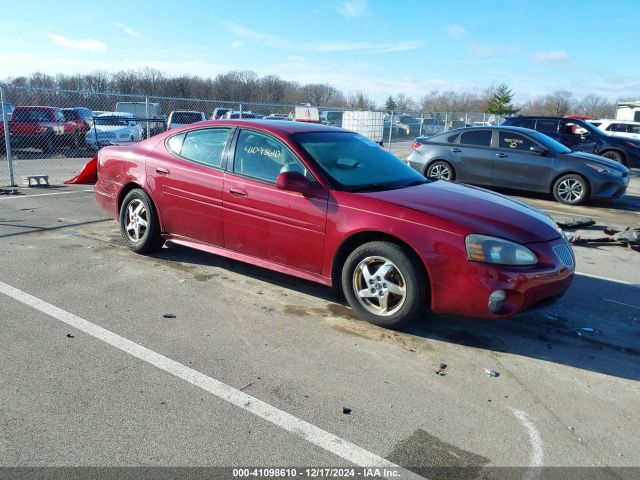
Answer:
352, 256, 406, 316
427, 163, 452, 181
557, 178, 584, 203
124, 199, 148, 242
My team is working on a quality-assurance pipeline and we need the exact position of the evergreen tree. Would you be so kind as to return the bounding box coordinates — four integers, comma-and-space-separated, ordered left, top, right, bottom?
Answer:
486, 84, 519, 115
385, 95, 397, 112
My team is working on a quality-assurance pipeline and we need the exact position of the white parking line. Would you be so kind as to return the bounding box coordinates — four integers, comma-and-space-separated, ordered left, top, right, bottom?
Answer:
0, 279, 422, 479
603, 297, 640, 311
0, 189, 94, 201
509, 408, 543, 480
575, 272, 639, 288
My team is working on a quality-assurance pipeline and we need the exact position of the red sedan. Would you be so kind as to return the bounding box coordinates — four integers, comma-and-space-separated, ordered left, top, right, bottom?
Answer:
70, 120, 574, 328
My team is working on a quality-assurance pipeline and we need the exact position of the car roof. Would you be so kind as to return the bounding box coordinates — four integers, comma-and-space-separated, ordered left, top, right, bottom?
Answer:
194, 119, 346, 134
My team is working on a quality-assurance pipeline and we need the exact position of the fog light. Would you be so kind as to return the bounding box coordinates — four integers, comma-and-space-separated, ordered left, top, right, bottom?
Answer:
488, 290, 506, 314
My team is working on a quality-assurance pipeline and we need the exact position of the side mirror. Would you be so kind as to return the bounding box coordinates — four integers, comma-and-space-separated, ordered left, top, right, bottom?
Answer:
276, 171, 320, 197
529, 145, 547, 155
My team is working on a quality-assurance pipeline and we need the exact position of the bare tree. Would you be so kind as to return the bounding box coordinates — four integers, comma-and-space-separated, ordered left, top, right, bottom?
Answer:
578, 94, 616, 119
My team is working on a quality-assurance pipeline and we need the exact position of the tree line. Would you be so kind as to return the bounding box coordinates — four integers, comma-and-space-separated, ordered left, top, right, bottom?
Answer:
1, 68, 628, 118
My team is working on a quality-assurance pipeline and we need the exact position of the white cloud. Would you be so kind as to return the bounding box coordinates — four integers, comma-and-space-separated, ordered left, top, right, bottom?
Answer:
112, 22, 141, 38
48, 34, 106, 51
231, 40, 244, 48
311, 40, 423, 53
533, 50, 570, 63
444, 24, 468, 39
333, 0, 368, 18
470, 44, 497, 57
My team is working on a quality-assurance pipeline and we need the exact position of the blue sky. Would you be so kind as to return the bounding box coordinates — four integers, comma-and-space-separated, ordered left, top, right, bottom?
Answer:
1, 0, 639, 103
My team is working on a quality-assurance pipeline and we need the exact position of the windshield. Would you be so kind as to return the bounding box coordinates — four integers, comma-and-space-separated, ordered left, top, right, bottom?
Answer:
293, 131, 427, 192
526, 130, 572, 154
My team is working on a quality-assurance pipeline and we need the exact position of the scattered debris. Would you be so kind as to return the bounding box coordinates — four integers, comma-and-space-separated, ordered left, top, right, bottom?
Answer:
178, 279, 186, 283
570, 226, 640, 251
163, 313, 176, 319
240, 382, 252, 392
435, 363, 447, 376
64, 230, 78, 236
66, 333, 75, 338
0, 188, 20, 196
342, 407, 352, 415
485, 369, 500, 378
568, 426, 574, 431
556, 218, 595, 229
392, 332, 399, 337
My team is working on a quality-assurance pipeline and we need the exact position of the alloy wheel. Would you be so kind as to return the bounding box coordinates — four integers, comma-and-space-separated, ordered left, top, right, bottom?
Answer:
352, 256, 407, 316
124, 199, 148, 242
428, 164, 451, 181
557, 178, 584, 203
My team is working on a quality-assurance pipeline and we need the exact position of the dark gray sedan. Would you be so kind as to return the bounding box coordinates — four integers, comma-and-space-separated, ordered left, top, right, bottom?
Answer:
406, 126, 629, 205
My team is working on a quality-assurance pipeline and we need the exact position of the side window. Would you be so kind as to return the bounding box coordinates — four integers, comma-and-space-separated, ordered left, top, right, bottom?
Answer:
233, 130, 310, 184
447, 133, 460, 143
536, 120, 558, 135
562, 121, 587, 135
55, 111, 65, 122
499, 132, 538, 151
608, 123, 625, 132
459, 130, 492, 147
177, 128, 231, 168
510, 118, 535, 129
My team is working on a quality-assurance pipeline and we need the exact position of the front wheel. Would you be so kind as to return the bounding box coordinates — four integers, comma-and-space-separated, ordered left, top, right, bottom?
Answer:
553, 174, 589, 205
600, 150, 624, 164
341, 241, 427, 328
119, 189, 164, 254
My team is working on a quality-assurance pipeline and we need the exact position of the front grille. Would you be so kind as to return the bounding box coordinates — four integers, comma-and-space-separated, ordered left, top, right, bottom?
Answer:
553, 243, 575, 268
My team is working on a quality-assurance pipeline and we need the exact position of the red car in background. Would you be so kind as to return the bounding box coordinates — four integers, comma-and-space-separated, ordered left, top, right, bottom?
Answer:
0, 106, 78, 153
70, 120, 575, 327
62, 107, 94, 143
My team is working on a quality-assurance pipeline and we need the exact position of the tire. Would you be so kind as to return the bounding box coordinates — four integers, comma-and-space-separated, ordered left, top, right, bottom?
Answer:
425, 160, 455, 181
600, 150, 624, 164
341, 241, 427, 328
43, 132, 55, 154
119, 189, 164, 254
553, 174, 589, 205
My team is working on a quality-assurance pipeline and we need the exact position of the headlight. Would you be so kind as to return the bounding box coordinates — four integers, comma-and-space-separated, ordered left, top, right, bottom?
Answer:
466, 234, 538, 266
586, 163, 622, 177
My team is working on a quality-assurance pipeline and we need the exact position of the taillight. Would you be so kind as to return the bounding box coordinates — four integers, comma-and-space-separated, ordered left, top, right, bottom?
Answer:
412, 141, 421, 150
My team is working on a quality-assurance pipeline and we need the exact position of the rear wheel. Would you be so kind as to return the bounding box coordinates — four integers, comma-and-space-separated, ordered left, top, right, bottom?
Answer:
426, 161, 455, 181
600, 150, 624, 164
119, 189, 164, 254
553, 174, 589, 205
341, 241, 426, 328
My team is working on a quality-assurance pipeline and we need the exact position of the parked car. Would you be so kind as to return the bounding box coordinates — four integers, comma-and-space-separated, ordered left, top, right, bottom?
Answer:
224, 111, 259, 119
86, 112, 144, 149
263, 113, 290, 121
62, 107, 94, 142
397, 115, 422, 136
115, 101, 165, 137
166, 111, 206, 130
211, 108, 231, 120
0, 106, 77, 152
589, 119, 640, 140
502, 116, 640, 167
69, 120, 574, 328
320, 111, 344, 127
407, 126, 629, 205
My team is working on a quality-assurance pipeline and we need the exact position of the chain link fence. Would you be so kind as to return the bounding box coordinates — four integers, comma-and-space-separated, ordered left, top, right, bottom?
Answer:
0, 84, 504, 186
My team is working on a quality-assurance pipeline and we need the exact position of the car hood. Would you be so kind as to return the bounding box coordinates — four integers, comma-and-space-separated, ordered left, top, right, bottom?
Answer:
363, 181, 561, 244
564, 151, 629, 173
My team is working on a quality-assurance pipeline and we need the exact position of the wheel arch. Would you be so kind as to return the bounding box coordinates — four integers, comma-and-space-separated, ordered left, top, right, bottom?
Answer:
598, 147, 627, 166
330, 231, 432, 307
423, 158, 455, 177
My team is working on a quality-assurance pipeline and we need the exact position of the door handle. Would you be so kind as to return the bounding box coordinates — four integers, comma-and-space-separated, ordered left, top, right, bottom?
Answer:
496, 153, 508, 158
229, 187, 248, 197
451, 148, 462, 153
155, 166, 170, 174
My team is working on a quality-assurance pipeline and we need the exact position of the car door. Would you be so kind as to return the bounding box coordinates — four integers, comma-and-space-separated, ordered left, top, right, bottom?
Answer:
558, 120, 597, 152
222, 129, 328, 273
490, 131, 554, 192
146, 127, 233, 246
449, 129, 495, 185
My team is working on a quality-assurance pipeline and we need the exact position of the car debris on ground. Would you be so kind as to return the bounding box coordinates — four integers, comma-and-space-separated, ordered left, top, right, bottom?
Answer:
435, 363, 447, 376
484, 369, 500, 378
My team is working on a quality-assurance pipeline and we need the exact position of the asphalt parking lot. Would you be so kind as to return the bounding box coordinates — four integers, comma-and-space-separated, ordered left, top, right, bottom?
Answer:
1, 170, 639, 478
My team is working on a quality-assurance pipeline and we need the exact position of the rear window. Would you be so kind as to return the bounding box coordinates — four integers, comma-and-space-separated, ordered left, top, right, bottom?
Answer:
326, 112, 343, 121
460, 130, 492, 147
12, 108, 52, 122
509, 118, 535, 129
536, 120, 559, 135
62, 110, 79, 121
171, 112, 203, 124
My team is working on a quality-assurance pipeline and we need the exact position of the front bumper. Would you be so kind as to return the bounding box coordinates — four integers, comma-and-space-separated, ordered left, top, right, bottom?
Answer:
591, 174, 629, 200
419, 238, 575, 319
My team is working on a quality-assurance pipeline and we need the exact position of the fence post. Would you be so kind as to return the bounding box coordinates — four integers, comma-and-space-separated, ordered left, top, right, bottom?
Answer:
444, 112, 448, 132
0, 85, 15, 186
387, 110, 394, 151
419, 111, 424, 137
239, 103, 243, 119
145, 97, 150, 139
